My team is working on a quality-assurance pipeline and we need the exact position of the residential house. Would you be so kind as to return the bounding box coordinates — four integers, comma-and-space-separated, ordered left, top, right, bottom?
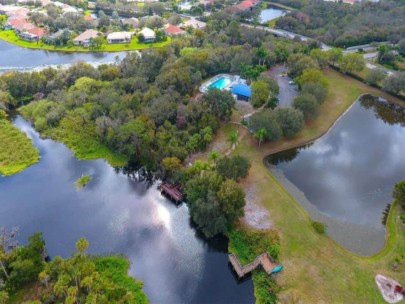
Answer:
19, 26, 46, 41
138, 27, 155, 42
231, 84, 251, 102
107, 31, 132, 44
180, 19, 206, 29
164, 24, 186, 36
122, 17, 140, 28
73, 29, 102, 46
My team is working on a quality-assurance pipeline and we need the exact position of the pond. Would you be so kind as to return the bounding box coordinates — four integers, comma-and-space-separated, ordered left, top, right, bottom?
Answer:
265, 95, 405, 255
259, 7, 285, 23
0, 116, 254, 304
0, 40, 129, 72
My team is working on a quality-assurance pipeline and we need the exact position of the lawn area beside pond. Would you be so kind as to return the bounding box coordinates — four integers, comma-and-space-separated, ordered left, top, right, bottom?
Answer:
0, 30, 171, 52
225, 69, 405, 302
0, 118, 40, 176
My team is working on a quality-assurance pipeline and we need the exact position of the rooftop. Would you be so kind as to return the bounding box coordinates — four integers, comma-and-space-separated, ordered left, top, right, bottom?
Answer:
165, 24, 186, 35
232, 84, 251, 98
73, 29, 101, 42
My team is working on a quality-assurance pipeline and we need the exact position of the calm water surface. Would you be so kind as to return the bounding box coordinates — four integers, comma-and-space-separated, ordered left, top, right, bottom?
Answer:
259, 7, 285, 23
0, 117, 254, 304
266, 95, 405, 232
0, 40, 128, 71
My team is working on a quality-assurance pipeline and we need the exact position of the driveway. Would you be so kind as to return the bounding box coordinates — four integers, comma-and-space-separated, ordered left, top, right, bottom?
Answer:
269, 65, 299, 107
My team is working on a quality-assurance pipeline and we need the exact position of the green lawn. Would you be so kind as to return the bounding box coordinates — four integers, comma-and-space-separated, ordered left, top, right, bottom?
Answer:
0, 30, 171, 52
226, 69, 405, 302
0, 118, 40, 176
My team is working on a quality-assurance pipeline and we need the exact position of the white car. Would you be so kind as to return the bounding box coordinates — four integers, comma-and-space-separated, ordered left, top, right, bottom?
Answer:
288, 81, 295, 85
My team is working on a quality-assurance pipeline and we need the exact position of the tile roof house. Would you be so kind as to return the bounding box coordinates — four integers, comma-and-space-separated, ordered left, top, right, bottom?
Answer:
19, 26, 46, 41
164, 24, 186, 36
107, 31, 133, 44
138, 27, 156, 42
73, 29, 102, 46
180, 19, 206, 29
122, 17, 140, 28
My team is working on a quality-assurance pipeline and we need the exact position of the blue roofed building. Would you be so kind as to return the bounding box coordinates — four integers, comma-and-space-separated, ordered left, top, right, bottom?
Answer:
231, 84, 251, 102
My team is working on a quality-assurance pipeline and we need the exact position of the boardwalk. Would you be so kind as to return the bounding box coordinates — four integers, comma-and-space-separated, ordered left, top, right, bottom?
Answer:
228, 253, 279, 279
160, 182, 184, 202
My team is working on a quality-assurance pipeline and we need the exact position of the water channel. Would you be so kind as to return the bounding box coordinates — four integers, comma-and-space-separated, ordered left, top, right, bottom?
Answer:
265, 95, 405, 255
0, 116, 254, 303
0, 41, 255, 303
0, 40, 129, 72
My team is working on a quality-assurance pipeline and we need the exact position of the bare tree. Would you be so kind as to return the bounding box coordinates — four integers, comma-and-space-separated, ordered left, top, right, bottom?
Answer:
0, 227, 19, 279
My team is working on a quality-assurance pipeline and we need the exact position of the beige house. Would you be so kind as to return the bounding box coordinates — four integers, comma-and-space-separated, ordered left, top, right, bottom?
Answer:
73, 29, 102, 47
107, 32, 133, 44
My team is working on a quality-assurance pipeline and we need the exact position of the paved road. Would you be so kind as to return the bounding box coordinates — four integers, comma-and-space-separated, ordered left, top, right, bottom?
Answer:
269, 65, 298, 108
241, 23, 397, 76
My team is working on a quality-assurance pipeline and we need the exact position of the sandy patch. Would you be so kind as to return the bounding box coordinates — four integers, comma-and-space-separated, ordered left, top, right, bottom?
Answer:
242, 182, 272, 229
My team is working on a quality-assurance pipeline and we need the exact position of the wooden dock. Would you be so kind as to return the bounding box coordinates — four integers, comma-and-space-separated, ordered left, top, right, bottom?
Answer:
160, 182, 184, 203
228, 253, 279, 279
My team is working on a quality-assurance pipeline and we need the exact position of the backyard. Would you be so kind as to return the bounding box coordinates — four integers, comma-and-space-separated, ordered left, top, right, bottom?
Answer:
0, 30, 171, 52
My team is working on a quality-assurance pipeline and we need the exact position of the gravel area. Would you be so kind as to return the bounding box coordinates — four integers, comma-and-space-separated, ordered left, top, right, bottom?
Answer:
242, 183, 272, 229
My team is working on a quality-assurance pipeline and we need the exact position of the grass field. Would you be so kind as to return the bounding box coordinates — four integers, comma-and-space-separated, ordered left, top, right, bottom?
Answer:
225, 69, 405, 302
0, 118, 40, 176
0, 30, 171, 52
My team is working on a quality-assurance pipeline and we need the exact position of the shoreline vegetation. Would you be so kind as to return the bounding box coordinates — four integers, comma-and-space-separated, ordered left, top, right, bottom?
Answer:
75, 174, 92, 189
0, 117, 40, 176
18, 110, 128, 167
0, 30, 171, 53
224, 68, 405, 302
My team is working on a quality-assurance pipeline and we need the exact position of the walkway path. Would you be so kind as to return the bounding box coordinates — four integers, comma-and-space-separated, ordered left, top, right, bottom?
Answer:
228, 252, 279, 279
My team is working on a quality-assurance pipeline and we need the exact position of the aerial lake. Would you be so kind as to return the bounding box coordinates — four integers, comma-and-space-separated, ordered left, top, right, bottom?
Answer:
259, 7, 285, 23
0, 116, 254, 304
265, 95, 405, 255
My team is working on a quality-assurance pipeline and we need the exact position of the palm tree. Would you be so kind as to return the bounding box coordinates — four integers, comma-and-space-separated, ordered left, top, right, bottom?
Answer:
254, 128, 267, 149
227, 131, 239, 149
208, 150, 220, 166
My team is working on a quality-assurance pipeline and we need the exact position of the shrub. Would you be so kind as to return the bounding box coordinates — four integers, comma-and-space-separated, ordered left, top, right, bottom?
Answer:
249, 109, 282, 142
393, 180, 405, 208
311, 221, 327, 234
293, 93, 320, 121
274, 108, 304, 138
302, 82, 327, 104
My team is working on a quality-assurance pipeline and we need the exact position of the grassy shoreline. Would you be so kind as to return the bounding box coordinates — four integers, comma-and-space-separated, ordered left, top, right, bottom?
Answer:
0, 118, 40, 176
226, 69, 405, 302
0, 30, 171, 53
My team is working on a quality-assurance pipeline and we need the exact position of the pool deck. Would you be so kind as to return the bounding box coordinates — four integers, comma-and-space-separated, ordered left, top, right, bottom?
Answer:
199, 74, 245, 93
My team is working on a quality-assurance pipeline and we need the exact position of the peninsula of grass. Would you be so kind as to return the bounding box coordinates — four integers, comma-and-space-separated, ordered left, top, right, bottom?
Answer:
0, 118, 39, 176
19, 105, 127, 167
0, 30, 171, 53
223, 69, 405, 302
75, 174, 92, 189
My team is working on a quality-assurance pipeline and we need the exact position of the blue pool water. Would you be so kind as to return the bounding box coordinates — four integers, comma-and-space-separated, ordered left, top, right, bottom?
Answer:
209, 77, 232, 90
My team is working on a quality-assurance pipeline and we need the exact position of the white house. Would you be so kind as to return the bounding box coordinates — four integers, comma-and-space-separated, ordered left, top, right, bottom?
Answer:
107, 31, 132, 44
139, 27, 155, 42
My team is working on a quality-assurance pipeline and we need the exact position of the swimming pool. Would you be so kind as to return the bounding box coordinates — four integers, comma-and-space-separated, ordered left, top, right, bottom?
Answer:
209, 76, 232, 90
